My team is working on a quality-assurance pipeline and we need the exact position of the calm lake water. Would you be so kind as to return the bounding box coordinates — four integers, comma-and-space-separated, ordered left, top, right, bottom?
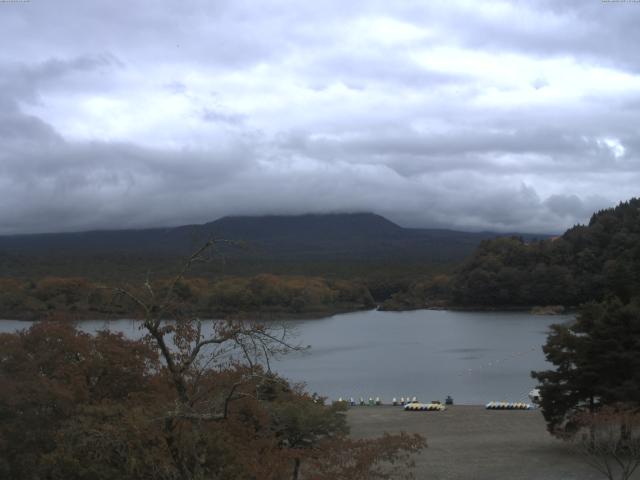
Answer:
0, 309, 570, 405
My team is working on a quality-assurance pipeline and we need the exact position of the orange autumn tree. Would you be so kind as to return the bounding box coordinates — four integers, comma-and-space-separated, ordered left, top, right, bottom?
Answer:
0, 322, 162, 479
0, 240, 425, 480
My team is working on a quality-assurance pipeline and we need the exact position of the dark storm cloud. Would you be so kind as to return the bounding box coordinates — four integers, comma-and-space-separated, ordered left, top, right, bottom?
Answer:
0, 0, 639, 235
0, 133, 258, 233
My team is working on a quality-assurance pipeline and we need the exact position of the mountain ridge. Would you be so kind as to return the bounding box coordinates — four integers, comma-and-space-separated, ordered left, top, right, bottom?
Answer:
0, 212, 550, 257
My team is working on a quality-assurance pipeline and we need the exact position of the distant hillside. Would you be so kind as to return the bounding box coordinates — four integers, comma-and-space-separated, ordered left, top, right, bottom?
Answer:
0, 213, 549, 278
451, 198, 640, 307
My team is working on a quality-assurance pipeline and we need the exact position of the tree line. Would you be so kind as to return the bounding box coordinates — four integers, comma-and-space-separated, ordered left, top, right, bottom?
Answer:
0, 274, 375, 320
380, 198, 640, 311
452, 198, 640, 307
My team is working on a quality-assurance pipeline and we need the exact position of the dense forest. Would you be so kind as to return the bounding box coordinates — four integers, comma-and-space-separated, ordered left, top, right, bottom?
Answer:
0, 213, 497, 319
451, 198, 640, 307
382, 198, 640, 311
0, 274, 375, 320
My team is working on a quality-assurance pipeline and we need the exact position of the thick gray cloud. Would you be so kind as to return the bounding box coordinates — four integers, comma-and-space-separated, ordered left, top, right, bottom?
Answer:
0, 0, 639, 235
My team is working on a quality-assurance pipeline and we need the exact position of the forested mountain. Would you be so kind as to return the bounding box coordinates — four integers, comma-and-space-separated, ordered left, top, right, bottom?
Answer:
0, 213, 403, 257
451, 198, 640, 307
0, 213, 545, 278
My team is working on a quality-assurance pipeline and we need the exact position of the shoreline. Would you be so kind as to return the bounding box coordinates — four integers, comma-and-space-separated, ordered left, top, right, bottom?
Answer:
0, 305, 372, 322
381, 303, 575, 314
0, 303, 575, 322
347, 405, 607, 479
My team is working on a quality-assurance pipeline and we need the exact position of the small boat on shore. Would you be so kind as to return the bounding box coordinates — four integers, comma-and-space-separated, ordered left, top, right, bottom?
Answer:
485, 401, 532, 410
404, 402, 446, 411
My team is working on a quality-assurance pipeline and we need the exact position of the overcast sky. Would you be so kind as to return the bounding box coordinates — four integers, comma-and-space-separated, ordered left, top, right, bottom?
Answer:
1, 0, 639, 235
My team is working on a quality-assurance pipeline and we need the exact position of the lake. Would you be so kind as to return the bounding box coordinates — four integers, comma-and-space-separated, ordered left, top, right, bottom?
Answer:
0, 309, 570, 405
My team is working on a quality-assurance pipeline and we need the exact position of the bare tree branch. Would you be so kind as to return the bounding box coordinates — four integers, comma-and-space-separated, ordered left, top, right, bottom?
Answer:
571, 406, 640, 480
107, 239, 303, 479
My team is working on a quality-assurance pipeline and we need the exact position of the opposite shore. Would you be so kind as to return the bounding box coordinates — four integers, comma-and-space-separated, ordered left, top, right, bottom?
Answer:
0, 302, 573, 322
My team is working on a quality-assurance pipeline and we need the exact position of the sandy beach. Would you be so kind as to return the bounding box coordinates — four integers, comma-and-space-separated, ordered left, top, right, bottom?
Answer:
347, 405, 638, 480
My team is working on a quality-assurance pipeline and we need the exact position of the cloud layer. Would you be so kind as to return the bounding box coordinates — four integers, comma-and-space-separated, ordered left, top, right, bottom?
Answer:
1, 0, 639, 234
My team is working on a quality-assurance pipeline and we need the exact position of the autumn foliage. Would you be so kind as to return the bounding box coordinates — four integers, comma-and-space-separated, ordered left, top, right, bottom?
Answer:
0, 321, 424, 479
0, 241, 424, 479
0, 274, 375, 320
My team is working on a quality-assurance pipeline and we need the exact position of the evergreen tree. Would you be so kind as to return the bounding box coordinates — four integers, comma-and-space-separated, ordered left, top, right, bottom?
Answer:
532, 297, 640, 435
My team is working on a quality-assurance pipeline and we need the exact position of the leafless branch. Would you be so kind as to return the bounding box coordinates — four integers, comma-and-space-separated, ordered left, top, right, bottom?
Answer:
111, 287, 152, 317
571, 407, 640, 480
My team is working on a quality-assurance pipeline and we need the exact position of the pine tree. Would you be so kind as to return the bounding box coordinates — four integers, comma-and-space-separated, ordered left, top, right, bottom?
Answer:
532, 297, 640, 435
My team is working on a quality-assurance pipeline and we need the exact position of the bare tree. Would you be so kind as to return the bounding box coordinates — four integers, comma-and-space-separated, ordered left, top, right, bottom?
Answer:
112, 239, 304, 479
571, 406, 640, 480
